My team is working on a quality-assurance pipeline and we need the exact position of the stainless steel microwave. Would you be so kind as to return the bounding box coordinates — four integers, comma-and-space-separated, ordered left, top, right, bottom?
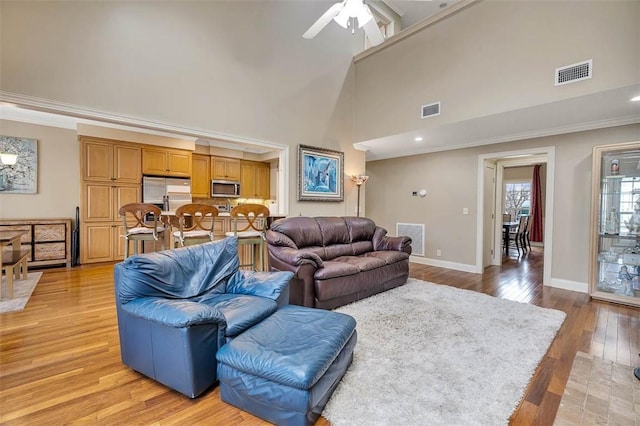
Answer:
211, 180, 241, 198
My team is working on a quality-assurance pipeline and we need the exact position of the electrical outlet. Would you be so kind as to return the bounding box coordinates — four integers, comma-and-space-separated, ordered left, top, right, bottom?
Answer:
436, 249, 442, 257
463, 207, 469, 215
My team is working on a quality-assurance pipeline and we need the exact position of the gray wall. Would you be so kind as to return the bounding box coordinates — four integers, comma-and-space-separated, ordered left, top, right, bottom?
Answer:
0, 1, 367, 217
366, 124, 640, 287
354, 0, 639, 142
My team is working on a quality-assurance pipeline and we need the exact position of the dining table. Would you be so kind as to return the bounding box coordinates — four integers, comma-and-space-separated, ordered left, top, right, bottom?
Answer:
0, 230, 29, 298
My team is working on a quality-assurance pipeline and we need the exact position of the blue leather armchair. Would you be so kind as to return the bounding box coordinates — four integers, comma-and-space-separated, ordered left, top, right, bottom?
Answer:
114, 237, 293, 398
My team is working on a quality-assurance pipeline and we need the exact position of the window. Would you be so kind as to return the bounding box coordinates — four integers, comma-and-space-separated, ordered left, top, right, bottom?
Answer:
504, 181, 531, 221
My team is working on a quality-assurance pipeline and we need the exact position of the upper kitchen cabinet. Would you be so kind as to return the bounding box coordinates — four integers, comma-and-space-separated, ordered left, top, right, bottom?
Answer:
240, 160, 270, 199
192, 153, 211, 198
81, 137, 141, 183
142, 147, 192, 177
211, 156, 241, 181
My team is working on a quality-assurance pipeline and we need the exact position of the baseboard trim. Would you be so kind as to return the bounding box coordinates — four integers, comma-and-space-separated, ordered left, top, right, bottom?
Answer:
545, 278, 588, 294
410, 256, 479, 274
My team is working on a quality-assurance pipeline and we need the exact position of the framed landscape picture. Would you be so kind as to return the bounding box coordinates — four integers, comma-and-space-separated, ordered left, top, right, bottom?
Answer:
298, 145, 344, 201
0, 135, 38, 194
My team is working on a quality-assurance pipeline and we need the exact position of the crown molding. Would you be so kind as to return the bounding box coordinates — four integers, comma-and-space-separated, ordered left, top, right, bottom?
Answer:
0, 91, 287, 150
360, 115, 640, 161
355, 0, 481, 62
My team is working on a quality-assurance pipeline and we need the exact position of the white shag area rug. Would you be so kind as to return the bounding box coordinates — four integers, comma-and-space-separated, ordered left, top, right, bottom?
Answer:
323, 278, 566, 426
0, 272, 42, 313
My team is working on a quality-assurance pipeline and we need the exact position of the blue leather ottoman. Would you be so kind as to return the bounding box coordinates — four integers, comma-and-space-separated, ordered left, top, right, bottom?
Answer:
216, 305, 357, 426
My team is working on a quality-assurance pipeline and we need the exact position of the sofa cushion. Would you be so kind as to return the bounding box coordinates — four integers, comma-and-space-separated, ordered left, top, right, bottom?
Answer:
351, 240, 374, 256
364, 250, 410, 265
345, 217, 376, 242
314, 261, 360, 280
324, 243, 354, 260
269, 216, 323, 248
331, 255, 387, 272
316, 217, 351, 246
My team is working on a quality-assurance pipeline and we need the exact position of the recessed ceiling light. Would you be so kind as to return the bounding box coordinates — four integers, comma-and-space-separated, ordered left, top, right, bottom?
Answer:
631, 95, 640, 102
414, 137, 423, 142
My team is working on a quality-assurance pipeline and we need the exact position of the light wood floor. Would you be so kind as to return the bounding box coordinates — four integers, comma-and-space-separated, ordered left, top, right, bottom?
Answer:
1, 248, 639, 425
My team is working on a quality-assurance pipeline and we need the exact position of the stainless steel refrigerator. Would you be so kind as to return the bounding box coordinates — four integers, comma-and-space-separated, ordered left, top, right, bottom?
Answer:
142, 176, 192, 212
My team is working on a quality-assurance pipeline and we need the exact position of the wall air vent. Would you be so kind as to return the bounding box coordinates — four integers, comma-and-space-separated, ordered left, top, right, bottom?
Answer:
397, 223, 424, 256
421, 102, 441, 119
555, 59, 592, 86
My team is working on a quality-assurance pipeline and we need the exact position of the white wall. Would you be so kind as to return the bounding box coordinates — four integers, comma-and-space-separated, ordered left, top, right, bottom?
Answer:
0, 120, 80, 219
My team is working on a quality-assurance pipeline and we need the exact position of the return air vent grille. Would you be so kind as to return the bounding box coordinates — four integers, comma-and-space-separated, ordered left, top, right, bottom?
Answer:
397, 223, 424, 256
555, 60, 592, 86
421, 102, 441, 118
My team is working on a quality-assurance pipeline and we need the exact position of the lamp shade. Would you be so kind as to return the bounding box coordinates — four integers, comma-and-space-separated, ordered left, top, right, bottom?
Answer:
351, 175, 369, 186
0, 153, 17, 165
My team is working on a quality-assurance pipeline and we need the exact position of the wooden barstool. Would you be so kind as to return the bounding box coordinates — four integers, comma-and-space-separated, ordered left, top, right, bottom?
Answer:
119, 203, 167, 258
172, 204, 219, 247
225, 204, 269, 271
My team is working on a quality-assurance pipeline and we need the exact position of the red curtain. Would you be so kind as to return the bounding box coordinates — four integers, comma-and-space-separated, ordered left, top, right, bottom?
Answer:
531, 164, 544, 242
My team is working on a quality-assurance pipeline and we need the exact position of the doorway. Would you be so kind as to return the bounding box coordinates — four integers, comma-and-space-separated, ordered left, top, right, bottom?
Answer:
475, 147, 555, 286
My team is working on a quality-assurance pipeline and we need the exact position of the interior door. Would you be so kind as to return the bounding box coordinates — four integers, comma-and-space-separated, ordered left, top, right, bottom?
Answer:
483, 161, 497, 268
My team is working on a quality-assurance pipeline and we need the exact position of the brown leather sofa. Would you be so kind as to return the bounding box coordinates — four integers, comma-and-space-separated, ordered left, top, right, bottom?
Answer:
266, 216, 412, 309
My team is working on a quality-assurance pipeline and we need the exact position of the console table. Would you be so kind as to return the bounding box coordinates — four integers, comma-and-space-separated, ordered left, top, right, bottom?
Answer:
0, 219, 72, 268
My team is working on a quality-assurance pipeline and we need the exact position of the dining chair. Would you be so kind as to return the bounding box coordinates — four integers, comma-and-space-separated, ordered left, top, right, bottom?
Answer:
523, 214, 533, 251
225, 204, 269, 271
172, 203, 219, 247
119, 203, 167, 258
508, 215, 528, 256
502, 214, 512, 251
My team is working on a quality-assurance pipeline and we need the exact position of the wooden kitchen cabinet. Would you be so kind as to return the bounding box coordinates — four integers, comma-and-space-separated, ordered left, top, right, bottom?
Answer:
82, 138, 141, 183
192, 154, 211, 198
81, 223, 127, 264
80, 137, 143, 264
80, 182, 140, 263
82, 183, 141, 222
142, 147, 192, 177
211, 156, 241, 181
240, 160, 270, 199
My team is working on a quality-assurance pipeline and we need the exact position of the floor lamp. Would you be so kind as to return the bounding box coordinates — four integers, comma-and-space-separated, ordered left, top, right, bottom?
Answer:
351, 175, 369, 217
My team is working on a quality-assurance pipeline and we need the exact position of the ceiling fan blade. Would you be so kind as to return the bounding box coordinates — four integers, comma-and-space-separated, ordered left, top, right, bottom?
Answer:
303, 2, 344, 39
362, 7, 385, 46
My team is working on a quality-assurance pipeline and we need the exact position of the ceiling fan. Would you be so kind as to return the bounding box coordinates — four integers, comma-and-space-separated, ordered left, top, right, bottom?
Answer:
303, 0, 386, 46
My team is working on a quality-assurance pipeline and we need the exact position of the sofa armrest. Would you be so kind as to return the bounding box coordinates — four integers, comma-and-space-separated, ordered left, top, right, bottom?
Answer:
226, 270, 294, 304
268, 246, 324, 268
373, 227, 413, 254
121, 298, 227, 328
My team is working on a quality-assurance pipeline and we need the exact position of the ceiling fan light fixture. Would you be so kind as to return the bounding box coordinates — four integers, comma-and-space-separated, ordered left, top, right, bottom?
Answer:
333, 0, 372, 29
333, 8, 350, 28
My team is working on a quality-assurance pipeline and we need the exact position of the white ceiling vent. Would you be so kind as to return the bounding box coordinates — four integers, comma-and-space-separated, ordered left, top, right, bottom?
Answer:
421, 102, 441, 119
555, 59, 592, 86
